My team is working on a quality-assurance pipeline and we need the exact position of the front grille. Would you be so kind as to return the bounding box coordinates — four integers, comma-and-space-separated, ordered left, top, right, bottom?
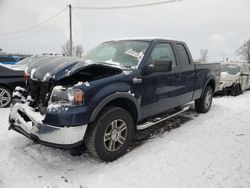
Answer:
27, 79, 53, 110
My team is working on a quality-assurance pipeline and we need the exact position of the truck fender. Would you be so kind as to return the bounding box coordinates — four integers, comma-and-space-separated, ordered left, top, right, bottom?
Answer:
89, 92, 140, 122
202, 78, 216, 96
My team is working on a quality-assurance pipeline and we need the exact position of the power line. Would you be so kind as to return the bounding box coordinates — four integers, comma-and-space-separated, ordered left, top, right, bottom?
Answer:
1, 13, 68, 41
0, 7, 67, 35
73, 0, 182, 10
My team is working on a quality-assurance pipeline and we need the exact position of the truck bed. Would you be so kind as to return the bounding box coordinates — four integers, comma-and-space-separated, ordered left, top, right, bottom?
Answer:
193, 63, 221, 99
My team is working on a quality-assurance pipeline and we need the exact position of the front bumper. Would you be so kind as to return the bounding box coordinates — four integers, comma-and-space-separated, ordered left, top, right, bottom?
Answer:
9, 103, 87, 148
219, 81, 234, 91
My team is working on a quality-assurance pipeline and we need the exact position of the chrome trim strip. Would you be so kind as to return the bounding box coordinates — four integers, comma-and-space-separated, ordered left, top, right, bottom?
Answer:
137, 106, 190, 130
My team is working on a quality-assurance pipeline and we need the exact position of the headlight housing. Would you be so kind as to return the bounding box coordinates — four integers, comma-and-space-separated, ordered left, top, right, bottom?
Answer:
49, 86, 85, 106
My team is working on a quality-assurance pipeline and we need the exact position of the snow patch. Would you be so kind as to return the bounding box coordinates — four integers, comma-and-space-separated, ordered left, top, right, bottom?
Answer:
84, 81, 90, 87
42, 72, 52, 82
12, 91, 22, 98
74, 81, 90, 87
10, 102, 45, 124
47, 103, 69, 112
15, 86, 25, 92
2, 92, 250, 187
85, 59, 95, 65
30, 68, 37, 79
123, 70, 132, 75
128, 90, 135, 97
65, 69, 71, 76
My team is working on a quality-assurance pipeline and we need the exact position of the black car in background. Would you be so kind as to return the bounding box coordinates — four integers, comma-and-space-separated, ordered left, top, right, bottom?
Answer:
0, 56, 50, 107
0, 64, 24, 107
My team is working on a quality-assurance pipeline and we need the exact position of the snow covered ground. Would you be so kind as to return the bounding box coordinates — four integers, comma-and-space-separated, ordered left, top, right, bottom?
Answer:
1, 92, 250, 188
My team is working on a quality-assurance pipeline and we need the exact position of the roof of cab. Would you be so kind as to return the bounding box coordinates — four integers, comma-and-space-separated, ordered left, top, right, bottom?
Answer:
107, 37, 185, 43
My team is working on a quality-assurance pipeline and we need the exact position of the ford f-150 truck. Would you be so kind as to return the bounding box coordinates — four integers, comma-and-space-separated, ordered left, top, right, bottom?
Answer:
9, 39, 221, 161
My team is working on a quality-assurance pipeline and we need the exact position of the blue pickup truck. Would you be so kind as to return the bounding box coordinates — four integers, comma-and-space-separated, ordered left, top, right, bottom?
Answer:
9, 39, 220, 161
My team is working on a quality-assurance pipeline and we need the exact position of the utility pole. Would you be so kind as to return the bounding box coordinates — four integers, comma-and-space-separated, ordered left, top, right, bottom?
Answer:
68, 4, 73, 56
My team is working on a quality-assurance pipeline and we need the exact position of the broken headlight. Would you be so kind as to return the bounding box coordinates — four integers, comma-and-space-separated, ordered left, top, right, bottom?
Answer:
49, 86, 84, 106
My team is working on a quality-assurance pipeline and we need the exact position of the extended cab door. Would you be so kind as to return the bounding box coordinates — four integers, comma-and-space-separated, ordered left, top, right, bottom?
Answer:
175, 43, 195, 105
141, 42, 182, 118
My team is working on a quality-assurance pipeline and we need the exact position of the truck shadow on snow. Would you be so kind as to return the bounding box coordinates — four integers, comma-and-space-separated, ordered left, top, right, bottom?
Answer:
68, 109, 196, 157
69, 109, 195, 157
132, 110, 195, 149
11, 109, 196, 165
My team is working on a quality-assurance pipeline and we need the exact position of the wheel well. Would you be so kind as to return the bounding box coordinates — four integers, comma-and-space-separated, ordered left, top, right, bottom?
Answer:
207, 79, 215, 92
0, 84, 12, 92
103, 98, 138, 123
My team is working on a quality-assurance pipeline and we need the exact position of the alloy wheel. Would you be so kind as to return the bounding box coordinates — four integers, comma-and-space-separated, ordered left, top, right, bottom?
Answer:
205, 91, 212, 109
0, 88, 11, 107
104, 119, 128, 152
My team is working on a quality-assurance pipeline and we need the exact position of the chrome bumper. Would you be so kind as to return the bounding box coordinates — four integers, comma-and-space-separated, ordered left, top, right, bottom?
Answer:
9, 103, 87, 146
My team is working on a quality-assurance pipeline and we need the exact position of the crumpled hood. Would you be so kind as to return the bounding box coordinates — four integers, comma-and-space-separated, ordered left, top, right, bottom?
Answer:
220, 72, 240, 81
26, 56, 123, 81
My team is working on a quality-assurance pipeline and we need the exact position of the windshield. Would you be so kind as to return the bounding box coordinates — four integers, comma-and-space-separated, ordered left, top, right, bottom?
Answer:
221, 64, 241, 75
84, 40, 150, 68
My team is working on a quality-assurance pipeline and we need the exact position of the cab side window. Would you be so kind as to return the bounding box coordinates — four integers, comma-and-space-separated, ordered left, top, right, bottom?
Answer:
150, 43, 177, 67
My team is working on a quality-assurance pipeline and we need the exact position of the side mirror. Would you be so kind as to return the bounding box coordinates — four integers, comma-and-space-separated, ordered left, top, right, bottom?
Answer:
147, 59, 172, 73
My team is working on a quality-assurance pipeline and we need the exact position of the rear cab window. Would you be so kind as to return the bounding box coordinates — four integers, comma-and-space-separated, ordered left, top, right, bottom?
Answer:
176, 43, 191, 66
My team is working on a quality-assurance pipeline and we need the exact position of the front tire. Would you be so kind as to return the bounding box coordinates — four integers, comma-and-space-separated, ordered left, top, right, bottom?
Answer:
230, 84, 242, 96
195, 86, 213, 113
85, 106, 134, 162
0, 86, 12, 108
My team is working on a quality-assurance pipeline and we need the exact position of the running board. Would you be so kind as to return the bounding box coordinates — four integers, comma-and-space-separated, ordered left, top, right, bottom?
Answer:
137, 106, 190, 130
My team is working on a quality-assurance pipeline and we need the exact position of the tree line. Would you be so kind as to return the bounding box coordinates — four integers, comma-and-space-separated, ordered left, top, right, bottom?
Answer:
194, 38, 249, 63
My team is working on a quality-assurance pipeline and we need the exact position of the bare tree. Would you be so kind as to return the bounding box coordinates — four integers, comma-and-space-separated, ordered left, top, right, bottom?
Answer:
62, 40, 83, 57
199, 49, 208, 63
62, 40, 74, 56
74, 45, 83, 58
237, 38, 250, 63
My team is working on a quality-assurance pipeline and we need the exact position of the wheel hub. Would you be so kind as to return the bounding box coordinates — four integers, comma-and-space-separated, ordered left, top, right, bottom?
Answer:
205, 92, 212, 108
111, 129, 121, 141
104, 119, 128, 152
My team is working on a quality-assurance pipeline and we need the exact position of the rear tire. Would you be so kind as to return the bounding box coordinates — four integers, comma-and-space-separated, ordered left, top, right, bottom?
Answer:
195, 85, 213, 113
85, 106, 134, 162
0, 86, 12, 108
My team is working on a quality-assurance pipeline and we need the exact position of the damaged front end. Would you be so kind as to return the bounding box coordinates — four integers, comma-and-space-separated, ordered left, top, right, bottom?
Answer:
9, 56, 123, 147
9, 84, 88, 147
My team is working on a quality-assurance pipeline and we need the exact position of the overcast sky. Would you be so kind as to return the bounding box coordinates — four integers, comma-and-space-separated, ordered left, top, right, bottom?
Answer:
0, 0, 249, 61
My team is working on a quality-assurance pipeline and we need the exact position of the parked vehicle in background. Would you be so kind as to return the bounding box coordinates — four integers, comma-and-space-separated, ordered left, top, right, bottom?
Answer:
218, 62, 250, 96
0, 56, 52, 107
0, 55, 19, 65
9, 39, 221, 161
0, 64, 24, 107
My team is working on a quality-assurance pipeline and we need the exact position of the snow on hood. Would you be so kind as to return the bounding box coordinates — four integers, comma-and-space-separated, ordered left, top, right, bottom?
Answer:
25, 56, 123, 81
